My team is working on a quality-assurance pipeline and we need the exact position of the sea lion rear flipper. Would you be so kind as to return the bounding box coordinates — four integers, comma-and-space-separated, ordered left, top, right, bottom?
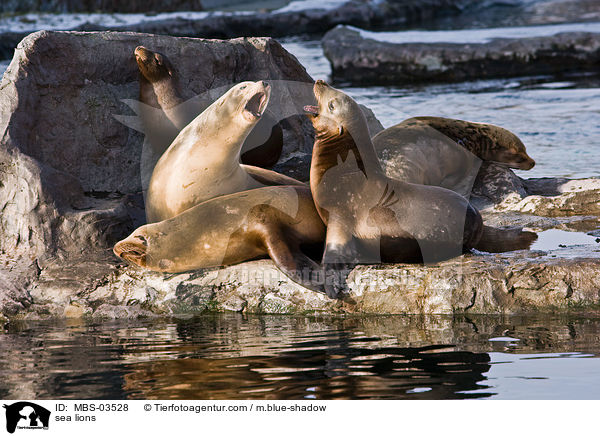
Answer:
474, 225, 538, 253
260, 226, 325, 294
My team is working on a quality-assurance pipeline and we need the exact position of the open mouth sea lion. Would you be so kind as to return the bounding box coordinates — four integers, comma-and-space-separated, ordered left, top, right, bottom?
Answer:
306, 81, 485, 298
134, 46, 284, 169
145, 80, 302, 223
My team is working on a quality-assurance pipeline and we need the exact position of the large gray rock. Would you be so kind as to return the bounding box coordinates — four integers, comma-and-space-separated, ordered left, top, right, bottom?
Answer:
429, 0, 600, 29
0, 31, 316, 262
322, 25, 600, 85
19, 250, 600, 320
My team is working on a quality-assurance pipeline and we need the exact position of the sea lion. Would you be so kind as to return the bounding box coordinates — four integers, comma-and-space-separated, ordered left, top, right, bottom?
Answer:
114, 186, 326, 292
134, 46, 284, 168
146, 80, 303, 223
305, 81, 484, 298
372, 117, 535, 196
372, 116, 535, 196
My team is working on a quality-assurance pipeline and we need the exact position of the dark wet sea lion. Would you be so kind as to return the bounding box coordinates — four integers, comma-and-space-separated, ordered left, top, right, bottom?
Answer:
305, 81, 484, 298
372, 117, 535, 197
134, 46, 284, 169
146, 80, 303, 223
114, 186, 326, 292
408, 116, 535, 170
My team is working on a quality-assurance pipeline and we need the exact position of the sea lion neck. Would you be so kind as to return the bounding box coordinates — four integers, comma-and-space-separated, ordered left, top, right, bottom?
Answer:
310, 126, 384, 193
139, 74, 160, 109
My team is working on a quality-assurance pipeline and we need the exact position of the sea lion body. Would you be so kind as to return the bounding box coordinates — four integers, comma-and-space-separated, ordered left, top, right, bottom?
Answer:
146, 80, 302, 223
134, 46, 284, 169
114, 186, 326, 291
372, 116, 535, 196
306, 81, 483, 297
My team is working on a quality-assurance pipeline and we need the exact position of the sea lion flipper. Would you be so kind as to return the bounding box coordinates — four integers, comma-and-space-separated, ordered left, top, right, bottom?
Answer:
261, 226, 325, 294
243, 165, 305, 187
321, 217, 360, 299
474, 225, 537, 253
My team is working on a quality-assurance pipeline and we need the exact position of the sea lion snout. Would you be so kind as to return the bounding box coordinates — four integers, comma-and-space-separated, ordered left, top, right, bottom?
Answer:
134, 46, 156, 65
113, 234, 148, 267
518, 156, 536, 170
242, 81, 271, 120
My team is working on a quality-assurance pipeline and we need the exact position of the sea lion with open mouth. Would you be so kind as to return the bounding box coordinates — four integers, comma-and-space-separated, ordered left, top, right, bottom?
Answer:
305, 80, 485, 298
134, 46, 284, 169
146, 80, 302, 223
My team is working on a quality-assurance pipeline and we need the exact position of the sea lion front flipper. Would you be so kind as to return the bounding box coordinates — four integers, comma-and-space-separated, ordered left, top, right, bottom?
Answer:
322, 216, 361, 299
261, 226, 325, 294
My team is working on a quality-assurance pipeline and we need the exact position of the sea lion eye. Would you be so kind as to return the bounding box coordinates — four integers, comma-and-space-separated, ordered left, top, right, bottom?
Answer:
328, 101, 335, 111
240, 85, 247, 90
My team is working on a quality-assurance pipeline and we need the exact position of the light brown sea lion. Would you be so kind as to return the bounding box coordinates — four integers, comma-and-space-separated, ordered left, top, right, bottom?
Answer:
305, 81, 484, 298
114, 186, 326, 292
372, 116, 535, 196
134, 46, 284, 169
146, 80, 303, 223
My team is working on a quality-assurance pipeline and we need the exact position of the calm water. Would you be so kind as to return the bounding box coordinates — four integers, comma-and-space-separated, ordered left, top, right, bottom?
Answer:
1, 314, 599, 400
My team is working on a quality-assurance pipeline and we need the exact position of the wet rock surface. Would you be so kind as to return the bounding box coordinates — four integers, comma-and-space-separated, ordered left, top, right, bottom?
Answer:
323, 25, 600, 85
0, 31, 599, 320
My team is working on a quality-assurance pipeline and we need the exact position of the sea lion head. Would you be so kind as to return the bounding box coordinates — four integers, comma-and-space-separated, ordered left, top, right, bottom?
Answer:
114, 229, 149, 268
485, 125, 536, 170
113, 226, 176, 272
216, 81, 272, 127
304, 80, 366, 140
134, 46, 175, 83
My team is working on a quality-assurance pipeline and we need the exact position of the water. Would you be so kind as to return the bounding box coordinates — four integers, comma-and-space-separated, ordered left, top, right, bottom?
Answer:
530, 229, 600, 252
1, 314, 599, 400
280, 37, 600, 180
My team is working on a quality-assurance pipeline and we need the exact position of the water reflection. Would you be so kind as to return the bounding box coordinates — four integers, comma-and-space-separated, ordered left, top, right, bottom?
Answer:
1, 314, 599, 400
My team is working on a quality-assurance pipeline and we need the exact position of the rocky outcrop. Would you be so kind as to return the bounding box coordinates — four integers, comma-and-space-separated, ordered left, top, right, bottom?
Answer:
1, 31, 599, 320
472, 167, 600, 217
322, 25, 600, 85
18, 248, 600, 320
0, 0, 483, 60
430, 0, 600, 29
0, 31, 319, 307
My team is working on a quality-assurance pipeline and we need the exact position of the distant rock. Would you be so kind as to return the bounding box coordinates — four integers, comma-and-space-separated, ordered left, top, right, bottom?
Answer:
323, 25, 600, 85
524, 0, 600, 25
0, 0, 483, 60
